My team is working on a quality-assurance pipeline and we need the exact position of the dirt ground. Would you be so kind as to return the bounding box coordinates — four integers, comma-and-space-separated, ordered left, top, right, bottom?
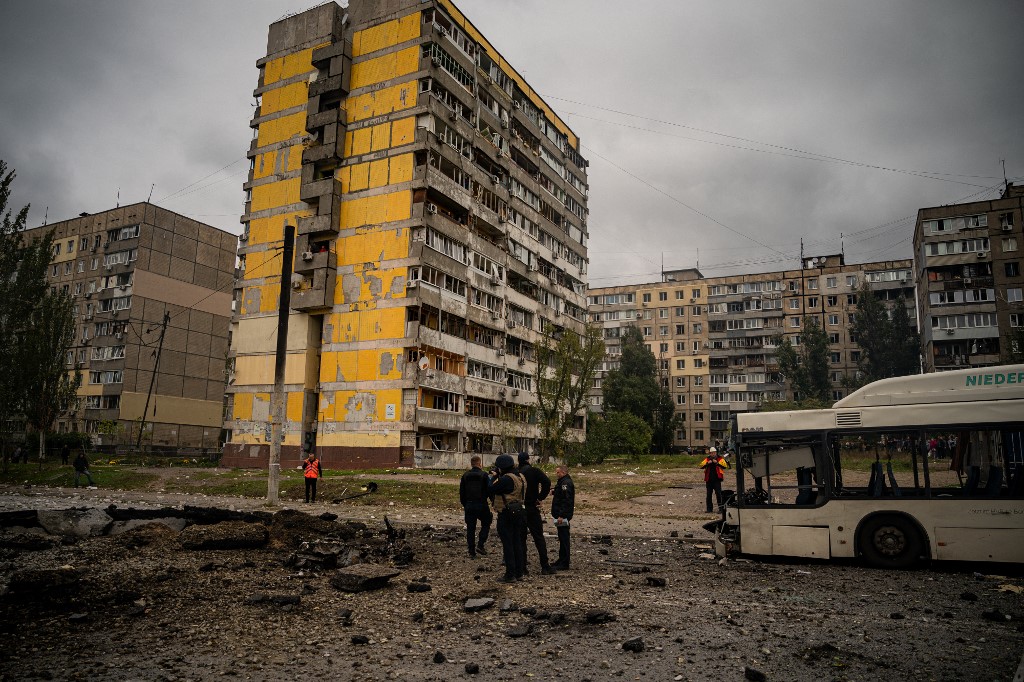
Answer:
0, 469, 1022, 681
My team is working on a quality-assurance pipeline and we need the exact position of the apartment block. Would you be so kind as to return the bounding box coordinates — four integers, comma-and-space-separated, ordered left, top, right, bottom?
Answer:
224, 0, 589, 469
26, 203, 237, 448
588, 256, 915, 451
914, 183, 1024, 371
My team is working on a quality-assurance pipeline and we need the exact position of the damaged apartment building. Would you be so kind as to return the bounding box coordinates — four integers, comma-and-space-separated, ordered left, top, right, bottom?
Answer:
223, 0, 589, 469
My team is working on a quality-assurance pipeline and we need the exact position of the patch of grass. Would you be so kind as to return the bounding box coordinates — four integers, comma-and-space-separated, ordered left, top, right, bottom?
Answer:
0, 463, 160, 490
591, 481, 666, 501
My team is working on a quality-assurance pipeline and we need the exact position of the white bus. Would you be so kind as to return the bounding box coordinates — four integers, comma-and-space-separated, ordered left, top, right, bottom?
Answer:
718, 365, 1024, 567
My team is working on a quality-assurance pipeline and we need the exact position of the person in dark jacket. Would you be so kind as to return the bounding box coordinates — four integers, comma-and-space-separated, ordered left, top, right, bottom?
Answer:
550, 465, 574, 571
302, 452, 322, 503
459, 455, 492, 558
517, 452, 554, 575
488, 454, 527, 583
73, 452, 95, 488
700, 447, 730, 512
60, 444, 70, 465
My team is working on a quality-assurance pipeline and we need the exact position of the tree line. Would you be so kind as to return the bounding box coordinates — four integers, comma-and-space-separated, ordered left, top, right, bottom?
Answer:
0, 161, 81, 472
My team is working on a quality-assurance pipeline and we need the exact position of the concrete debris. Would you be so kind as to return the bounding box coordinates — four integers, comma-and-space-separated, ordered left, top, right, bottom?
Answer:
179, 521, 269, 550
330, 563, 401, 592
585, 610, 617, 624
622, 637, 645, 653
37, 508, 112, 539
464, 597, 495, 613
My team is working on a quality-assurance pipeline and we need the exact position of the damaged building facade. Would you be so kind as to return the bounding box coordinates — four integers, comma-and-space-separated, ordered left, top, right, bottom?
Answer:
223, 0, 589, 469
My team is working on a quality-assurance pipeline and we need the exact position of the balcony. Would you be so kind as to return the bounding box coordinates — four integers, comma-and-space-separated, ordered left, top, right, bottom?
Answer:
293, 249, 336, 276
290, 266, 336, 313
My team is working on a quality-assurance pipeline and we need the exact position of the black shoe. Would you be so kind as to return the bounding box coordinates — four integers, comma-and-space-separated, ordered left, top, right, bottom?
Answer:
476, 545, 487, 556
522, 568, 530, 577
469, 552, 477, 559
497, 574, 516, 584
551, 562, 569, 571
515, 575, 525, 582
541, 566, 556, 575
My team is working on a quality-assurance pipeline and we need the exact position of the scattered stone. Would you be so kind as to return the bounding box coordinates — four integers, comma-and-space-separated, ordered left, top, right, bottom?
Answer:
646, 577, 667, 588
744, 666, 767, 682
411, 611, 424, 623
982, 609, 1009, 622
499, 599, 515, 613
407, 582, 432, 593
532, 610, 550, 620
338, 608, 354, 624
464, 598, 495, 613
585, 610, 617, 625
507, 624, 532, 638
520, 607, 537, 616
331, 564, 401, 592
433, 650, 446, 664
698, 553, 716, 560
179, 521, 268, 550
622, 637, 644, 653
351, 635, 370, 645
890, 612, 905, 620
465, 663, 480, 674
7, 566, 80, 598
244, 593, 268, 605
598, 548, 609, 555
67, 612, 90, 623
270, 594, 301, 606
549, 612, 567, 625
37, 508, 113, 539
669, 530, 679, 538
318, 512, 339, 522
960, 591, 979, 602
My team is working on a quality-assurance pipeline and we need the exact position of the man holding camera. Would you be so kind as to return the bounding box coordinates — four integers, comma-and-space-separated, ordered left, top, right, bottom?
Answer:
699, 446, 730, 513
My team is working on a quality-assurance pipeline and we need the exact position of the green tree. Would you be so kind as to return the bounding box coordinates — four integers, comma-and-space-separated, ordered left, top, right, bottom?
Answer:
603, 326, 658, 423
580, 410, 652, 463
774, 317, 831, 405
22, 291, 82, 469
0, 161, 56, 472
534, 322, 604, 463
850, 284, 920, 384
1003, 325, 1024, 364
651, 383, 681, 454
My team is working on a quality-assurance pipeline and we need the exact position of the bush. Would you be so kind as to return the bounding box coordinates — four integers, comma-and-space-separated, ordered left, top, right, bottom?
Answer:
575, 411, 652, 465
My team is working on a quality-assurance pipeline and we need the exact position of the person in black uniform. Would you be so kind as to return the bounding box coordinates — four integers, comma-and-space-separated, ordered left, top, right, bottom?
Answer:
488, 454, 527, 583
459, 455, 492, 558
550, 464, 574, 571
517, 452, 554, 575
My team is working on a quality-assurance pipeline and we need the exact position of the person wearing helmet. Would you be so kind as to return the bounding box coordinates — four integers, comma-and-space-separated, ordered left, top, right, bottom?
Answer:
700, 447, 729, 513
488, 454, 528, 583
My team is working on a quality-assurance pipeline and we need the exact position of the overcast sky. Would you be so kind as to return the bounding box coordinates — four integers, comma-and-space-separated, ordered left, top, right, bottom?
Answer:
2, 0, 1022, 285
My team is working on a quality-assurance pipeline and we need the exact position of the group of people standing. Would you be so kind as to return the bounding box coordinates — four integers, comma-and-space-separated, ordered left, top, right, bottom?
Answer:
459, 453, 574, 583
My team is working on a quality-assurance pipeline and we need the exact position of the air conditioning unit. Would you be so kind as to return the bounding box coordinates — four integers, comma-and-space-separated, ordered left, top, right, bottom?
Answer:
551, 252, 558, 261
448, 110, 458, 122
636, 312, 643, 319
426, 203, 437, 215
690, 298, 697, 303
490, 276, 499, 286
105, 265, 113, 271
301, 251, 314, 262
511, 389, 520, 397
114, 332, 123, 340
118, 284, 127, 291
500, 119, 509, 129
513, 101, 522, 110
84, 314, 93, 321
691, 350, 698, 355
1003, 224, 1013, 231
900, 279, 907, 284
507, 320, 517, 329
103, 241, 111, 249
497, 348, 505, 356
964, 278, 973, 285
292, 277, 304, 290
406, 280, 419, 289
518, 357, 526, 366
85, 292, 92, 299
945, 328, 955, 335
239, 232, 248, 242
527, 263, 537, 272
431, 57, 441, 68
977, 252, 987, 259
90, 245, 97, 252
491, 174, 500, 184
554, 309, 561, 317
490, 310, 500, 320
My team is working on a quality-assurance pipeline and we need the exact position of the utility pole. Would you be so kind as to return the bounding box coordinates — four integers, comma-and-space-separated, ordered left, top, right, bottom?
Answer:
267, 223, 295, 504
136, 311, 170, 451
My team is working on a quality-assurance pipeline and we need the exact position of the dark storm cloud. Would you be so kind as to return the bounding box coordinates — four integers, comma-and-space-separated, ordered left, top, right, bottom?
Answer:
2, 0, 1022, 284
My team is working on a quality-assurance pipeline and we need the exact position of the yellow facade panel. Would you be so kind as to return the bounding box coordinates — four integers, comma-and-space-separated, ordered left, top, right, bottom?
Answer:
250, 177, 302, 213
368, 159, 389, 188
329, 389, 403, 422
351, 127, 372, 156
352, 19, 400, 57
263, 45, 323, 85
385, 190, 411, 222
390, 117, 415, 147
317, 431, 400, 448
319, 348, 404, 383
257, 111, 307, 147
389, 154, 413, 184
233, 352, 312, 386
261, 81, 309, 115
325, 307, 406, 344
233, 392, 254, 421
345, 84, 416, 123
397, 13, 421, 43
286, 392, 304, 423
337, 165, 352, 193
370, 122, 391, 152
350, 46, 419, 90
349, 163, 370, 192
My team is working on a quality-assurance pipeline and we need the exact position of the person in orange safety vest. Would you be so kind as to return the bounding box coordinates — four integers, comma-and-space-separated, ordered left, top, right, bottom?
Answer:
699, 447, 730, 513
303, 452, 322, 503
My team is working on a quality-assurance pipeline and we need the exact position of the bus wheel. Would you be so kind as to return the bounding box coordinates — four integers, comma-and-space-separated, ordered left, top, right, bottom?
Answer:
859, 515, 923, 569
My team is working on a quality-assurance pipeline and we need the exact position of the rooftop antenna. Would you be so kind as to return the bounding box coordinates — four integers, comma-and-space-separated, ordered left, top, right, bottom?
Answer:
696, 247, 699, 270
840, 232, 845, 261
1002, 159, 1008, 195
147, 184, 155, 203
43, 207, 48, 226
116, 187, 120, 208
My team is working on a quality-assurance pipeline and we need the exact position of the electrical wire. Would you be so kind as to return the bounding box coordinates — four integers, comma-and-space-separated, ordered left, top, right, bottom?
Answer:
155, 158, 248, 204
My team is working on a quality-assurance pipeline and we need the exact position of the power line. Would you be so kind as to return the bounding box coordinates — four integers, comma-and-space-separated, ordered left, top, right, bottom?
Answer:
548, 95, 1004, 185
155, 158, 248, 204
